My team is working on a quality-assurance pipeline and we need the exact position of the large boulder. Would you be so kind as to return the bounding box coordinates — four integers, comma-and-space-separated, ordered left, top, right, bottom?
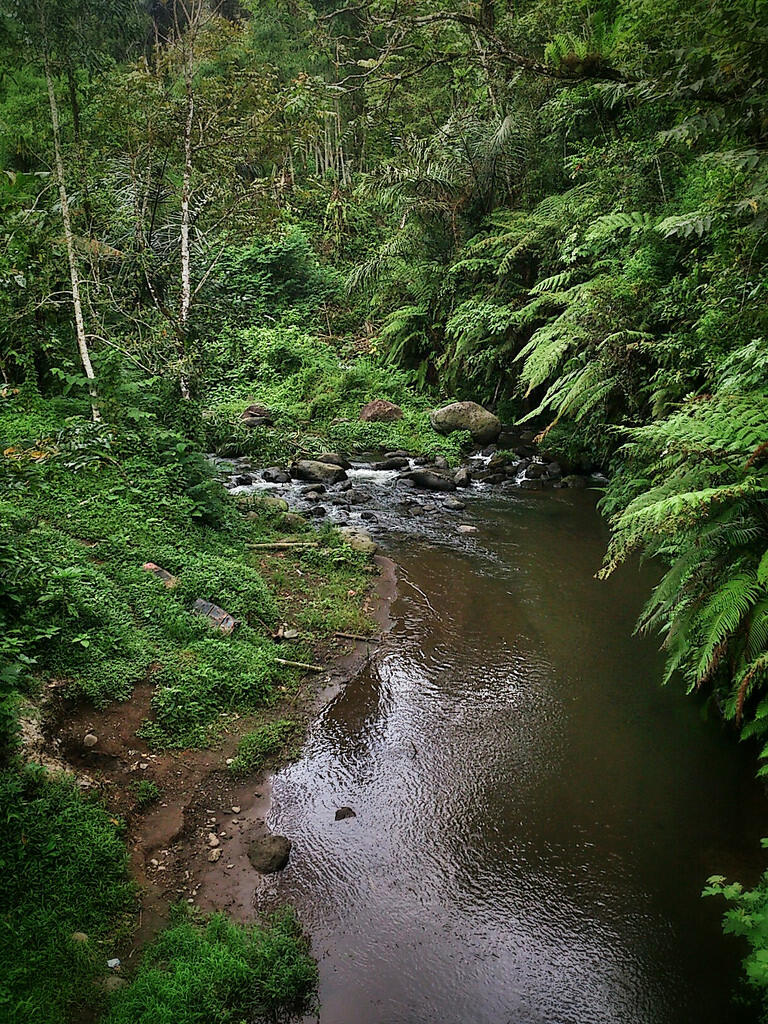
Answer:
240, 403, 273, 428
359, 399, 403, 422
317, 452, 352, 470
247, 834, 292, 873
401, 469, 456, 492
429, 402, 501, 445
291, 460, 348, 485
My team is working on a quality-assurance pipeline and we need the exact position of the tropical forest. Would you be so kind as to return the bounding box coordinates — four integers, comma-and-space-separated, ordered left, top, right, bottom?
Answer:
2, 0, 768, 1021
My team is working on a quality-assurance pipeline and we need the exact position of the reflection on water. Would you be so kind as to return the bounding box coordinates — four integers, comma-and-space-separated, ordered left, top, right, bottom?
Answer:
264, 492, 765, 1024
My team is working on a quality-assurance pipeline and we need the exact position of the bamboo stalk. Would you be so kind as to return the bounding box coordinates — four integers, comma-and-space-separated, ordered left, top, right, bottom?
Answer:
334, 632, 381, 643
275, 658, 324, 672
246, 541, 320, 550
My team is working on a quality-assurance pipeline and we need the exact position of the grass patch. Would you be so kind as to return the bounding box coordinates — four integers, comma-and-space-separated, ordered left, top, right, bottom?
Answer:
0, 765, 135, 1024
102, 908, 317, 1024
228, 719, 299, 777
132, 779, 161, 810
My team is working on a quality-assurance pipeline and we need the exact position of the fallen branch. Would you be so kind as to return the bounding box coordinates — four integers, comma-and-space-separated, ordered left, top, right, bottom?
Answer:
275, 657, 324, 672
334, 631, 381, 643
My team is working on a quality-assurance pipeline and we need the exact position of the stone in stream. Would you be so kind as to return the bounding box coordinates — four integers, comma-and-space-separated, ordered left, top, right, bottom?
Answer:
374, 457, 410, 471
454, 467, 472, 488
292, 460, 347, 485
430, 402, 501, 444
233, 474, 253, 486
300, 483, 326, 494
525, 462, 547, 479
359, 399, 403, 422
262, 467, 291, 484
562, 474, 588, 489
434, 455, 449, 470
347, 489, 372, 505
385, 450, 411, 459
444, 497, 466, 511
401, 469, 456, 492
317, 452, 352, 469
335, 806, 357, 821
457, 524, 477, 534
308, 506, 327, 517
303, 490, 323, 502
243, 494, 289, 513
247, 834, 292, 873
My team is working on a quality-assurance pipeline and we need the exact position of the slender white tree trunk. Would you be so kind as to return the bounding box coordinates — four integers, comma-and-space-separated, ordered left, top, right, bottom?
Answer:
178, 49, 194, 401
45, 59, 100, 421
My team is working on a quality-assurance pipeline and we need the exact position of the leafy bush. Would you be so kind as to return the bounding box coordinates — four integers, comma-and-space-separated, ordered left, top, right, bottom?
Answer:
102, 909, 317, 1024
0, 766, 134, 1024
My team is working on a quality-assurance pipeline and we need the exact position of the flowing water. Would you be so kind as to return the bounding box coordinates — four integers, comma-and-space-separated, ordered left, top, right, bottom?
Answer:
248, 482, 765, 1024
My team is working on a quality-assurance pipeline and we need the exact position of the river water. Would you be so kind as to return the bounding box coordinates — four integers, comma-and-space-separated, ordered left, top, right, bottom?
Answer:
255, 486, 765, 1024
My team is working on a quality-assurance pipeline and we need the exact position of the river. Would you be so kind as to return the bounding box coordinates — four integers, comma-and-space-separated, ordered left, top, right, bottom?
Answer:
241, 479, 765, 1023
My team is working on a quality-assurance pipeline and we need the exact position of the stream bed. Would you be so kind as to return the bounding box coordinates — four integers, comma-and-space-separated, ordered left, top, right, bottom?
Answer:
240, 475, 765, 1023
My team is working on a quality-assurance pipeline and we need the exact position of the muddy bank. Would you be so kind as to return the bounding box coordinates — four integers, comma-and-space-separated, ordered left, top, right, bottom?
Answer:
36, 555, 396, 953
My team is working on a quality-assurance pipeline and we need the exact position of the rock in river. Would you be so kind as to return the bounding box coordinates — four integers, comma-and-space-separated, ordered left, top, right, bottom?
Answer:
262, 466, 290, 484
291, 459, 348, 485
335, 806, 357, 821
247, 834, 292, 873
429, 401, 501, 444
401, 469, 456, 492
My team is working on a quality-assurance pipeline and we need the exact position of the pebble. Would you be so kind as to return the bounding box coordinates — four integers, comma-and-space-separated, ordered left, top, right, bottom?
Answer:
83, 733, 98, 748
231, 805, 241, 814
107, 958, 121, 969
457, 524, 477, 534
208, 833, 220, 848
208, 849, 222, 862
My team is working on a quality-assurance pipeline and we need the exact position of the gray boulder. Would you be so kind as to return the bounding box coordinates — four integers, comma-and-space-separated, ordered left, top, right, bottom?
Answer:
430, 402, 501, 444
454, 467, 472, 488
262, 467, 290, 484
401, 469, 456, 492
317, 452, 351, 470
292, 460, 347, 485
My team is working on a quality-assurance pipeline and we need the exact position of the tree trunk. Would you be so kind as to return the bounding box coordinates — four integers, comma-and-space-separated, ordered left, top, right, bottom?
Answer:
44, 59, 100, 421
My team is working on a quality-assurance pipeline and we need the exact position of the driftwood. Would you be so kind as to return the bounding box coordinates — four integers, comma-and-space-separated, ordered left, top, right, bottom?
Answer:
334, 631, 381, 643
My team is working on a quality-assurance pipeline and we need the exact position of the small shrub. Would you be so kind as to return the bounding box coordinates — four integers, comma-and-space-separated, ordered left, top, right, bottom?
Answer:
132, 780, 161, 810
229, 719, 298, 776
102, 908, 317, 1024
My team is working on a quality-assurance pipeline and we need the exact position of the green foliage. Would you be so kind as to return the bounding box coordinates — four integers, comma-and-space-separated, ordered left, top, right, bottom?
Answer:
203, 325, 466, 462
228, 719, 298, 777
704, 849, 768, 1018
0, 765, 134, 1024
132, 779, 161, 810
102, 908, 317, 1024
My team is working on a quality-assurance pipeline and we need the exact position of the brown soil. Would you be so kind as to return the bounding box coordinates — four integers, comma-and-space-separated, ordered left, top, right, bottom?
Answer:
39, 555, 397, 955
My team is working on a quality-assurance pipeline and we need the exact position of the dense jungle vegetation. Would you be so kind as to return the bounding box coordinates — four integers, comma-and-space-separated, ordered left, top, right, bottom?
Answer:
2, 0, 768, 1020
